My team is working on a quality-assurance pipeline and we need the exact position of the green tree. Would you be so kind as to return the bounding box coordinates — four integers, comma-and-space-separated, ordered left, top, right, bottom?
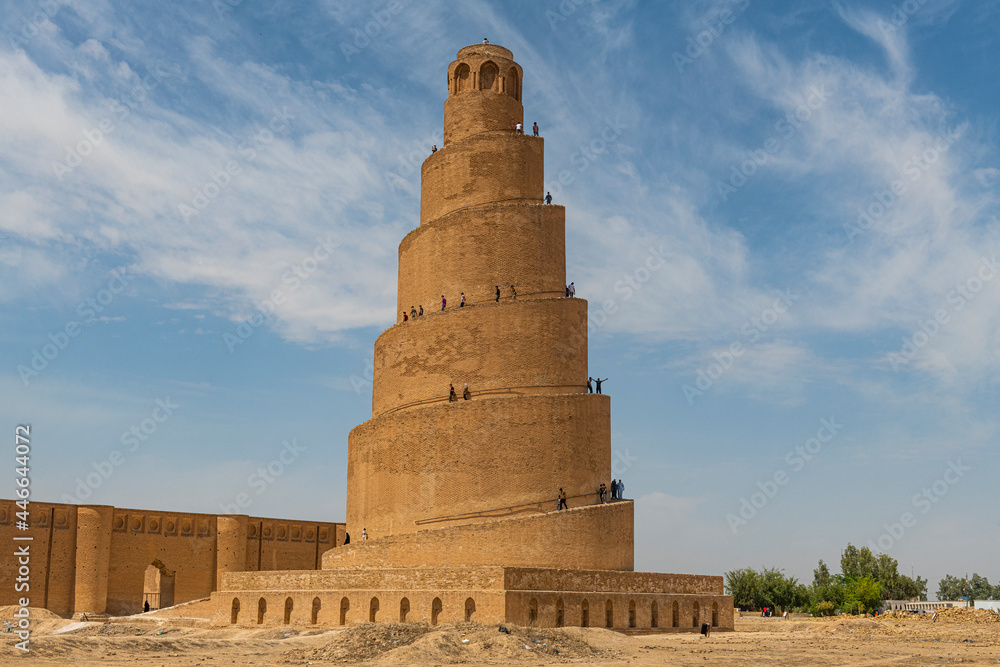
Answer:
937, 574, 966, 601
843, 576, 883, 614
813, 559, 831, 588
893, 574, 928, 601
725, 567, 759, 609
839, 544, 927, 601
968, 573, 994, 601
841, 544, 878, 579
725, 567, 809, 612
937, 573, 994, 601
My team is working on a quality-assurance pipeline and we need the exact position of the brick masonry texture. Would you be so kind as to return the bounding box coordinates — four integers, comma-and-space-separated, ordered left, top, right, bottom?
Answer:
328, 502, 632, 572
420, 133, 543, 225
444, 44, 522, 145
347, 394, 611, 539
397, 202, 565, 321
0, 501, 341, 615
213, 564, 732, 630
375, 298, 587, 415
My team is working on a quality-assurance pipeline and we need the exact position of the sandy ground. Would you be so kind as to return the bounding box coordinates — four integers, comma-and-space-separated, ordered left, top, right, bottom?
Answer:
1, 607, 998, 665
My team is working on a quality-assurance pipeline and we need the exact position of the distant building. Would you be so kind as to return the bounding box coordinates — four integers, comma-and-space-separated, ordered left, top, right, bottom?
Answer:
882, 599, 970, 612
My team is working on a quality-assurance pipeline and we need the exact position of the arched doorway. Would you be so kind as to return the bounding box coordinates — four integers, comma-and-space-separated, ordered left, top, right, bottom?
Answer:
555, 598, 564, 627
480, 61, 498, 91
369, 597, 380, 622
399, 597, 410, 622
692, 601, 700, 628
628, 600, 636, 628
257, 597, 266, 624
672, 601, 679, 628
431, 598, 442, 625
454, 64, 471, 93
142, 560, 175, 612
284, 597, 293, 624
712, 602, 719, 627
581, 599, 590, 627
340, 597, 350, 625
230, 598, 240, 624
651, 601, 659, 628
605, 600, 613, 628
464, 597, 476, 622
311, 597, 321, 624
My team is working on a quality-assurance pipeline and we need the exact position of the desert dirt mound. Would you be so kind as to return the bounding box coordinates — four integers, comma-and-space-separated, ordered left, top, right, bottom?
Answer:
291, 623, 614, 664
0, 605, 62, 621
923, 607, 1000, 624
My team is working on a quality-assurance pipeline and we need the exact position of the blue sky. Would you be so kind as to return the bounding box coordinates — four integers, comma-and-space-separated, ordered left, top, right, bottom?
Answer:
2, 1, 997, 597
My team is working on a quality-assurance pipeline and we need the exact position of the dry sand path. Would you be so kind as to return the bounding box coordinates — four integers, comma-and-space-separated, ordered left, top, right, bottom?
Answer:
2, 607, 998, 665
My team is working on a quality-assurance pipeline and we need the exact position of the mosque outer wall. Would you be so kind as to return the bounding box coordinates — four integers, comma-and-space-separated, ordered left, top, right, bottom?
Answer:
0, 500, 342, 616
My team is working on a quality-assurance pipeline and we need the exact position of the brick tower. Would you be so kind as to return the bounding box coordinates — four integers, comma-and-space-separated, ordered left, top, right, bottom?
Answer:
344, 43, 624, 567
213, 44, 733, 631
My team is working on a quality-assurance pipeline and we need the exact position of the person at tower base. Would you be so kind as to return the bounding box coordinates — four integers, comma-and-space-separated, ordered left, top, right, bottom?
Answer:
449, 384, 457, 402
511, 285, 516, 300
463, 383, 471, 400
441, 295, 446, 311
557, 488, 568, 510
418, 305, 423, 316
495, 285, 500, 302
410, 306, 417, 319
460, 292, 465, 307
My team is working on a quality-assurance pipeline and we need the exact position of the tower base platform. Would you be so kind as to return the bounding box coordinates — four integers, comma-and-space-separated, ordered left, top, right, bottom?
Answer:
211, 564, 734, 631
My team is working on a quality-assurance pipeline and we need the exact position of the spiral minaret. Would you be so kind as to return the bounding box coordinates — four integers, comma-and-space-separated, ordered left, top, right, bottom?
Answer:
344, 44, 623, 568
214, 45, 733, 630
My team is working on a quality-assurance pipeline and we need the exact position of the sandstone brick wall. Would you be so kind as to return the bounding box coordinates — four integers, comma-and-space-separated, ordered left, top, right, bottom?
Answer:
221, 566, 508, 593
502, 568, 724, 595
397, 202, 565, 320
444, 94, 523, 145
347, 394, 611, 537
213, 563, 734, 631
0, 500, 342, 616
375, 298, 586, 415
328, 501, 632, 572
214, 586, 506, 627
505, 590, 735, 631
419, 133, 543, 225
0, 502, 79, 615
